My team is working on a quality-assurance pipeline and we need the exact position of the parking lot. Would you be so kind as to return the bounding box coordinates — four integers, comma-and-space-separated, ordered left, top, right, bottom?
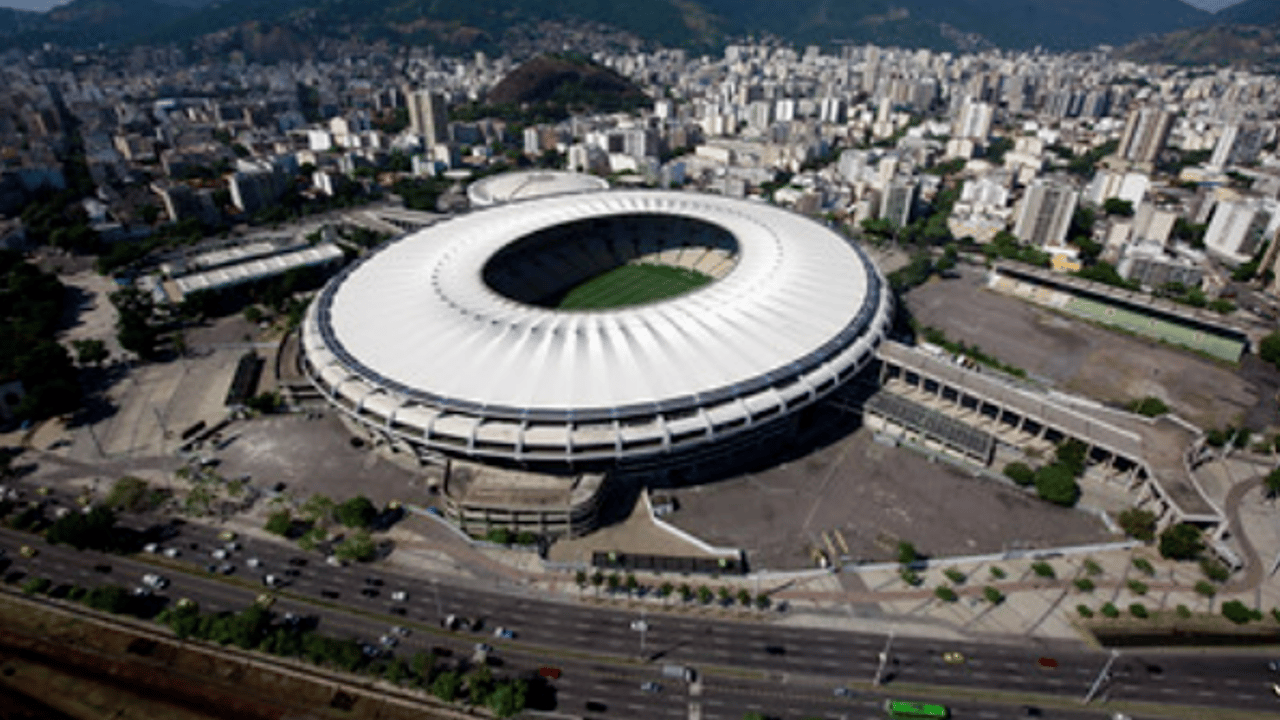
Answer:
664, 406, 1111, 572
905, 265, 1265, 430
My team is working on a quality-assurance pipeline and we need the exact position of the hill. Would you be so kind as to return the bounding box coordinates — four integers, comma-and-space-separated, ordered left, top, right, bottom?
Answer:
487, 54, 647, 108
0, 0, 1225, 58
1210, 0, 1280, 24
1116, 21, 1280, 66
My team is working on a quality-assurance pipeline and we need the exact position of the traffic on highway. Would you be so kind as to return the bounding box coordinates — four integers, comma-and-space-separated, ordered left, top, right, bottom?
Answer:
0, 483, 1276, 720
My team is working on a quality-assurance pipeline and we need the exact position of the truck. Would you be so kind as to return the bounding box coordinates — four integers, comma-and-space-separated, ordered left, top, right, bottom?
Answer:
662, 665, 695, 682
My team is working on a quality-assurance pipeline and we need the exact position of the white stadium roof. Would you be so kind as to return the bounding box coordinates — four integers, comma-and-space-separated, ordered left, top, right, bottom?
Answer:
467, 170, 610, 207
302, 189, 891, 465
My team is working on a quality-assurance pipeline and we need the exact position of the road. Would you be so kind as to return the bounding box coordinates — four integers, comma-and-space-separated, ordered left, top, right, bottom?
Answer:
0, 498, 1277, 720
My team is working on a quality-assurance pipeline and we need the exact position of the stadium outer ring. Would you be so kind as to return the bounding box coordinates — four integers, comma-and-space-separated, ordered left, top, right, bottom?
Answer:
300, 189, 893, 469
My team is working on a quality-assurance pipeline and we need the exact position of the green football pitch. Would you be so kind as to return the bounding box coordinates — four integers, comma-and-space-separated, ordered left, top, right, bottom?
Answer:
557, 263, 713, 310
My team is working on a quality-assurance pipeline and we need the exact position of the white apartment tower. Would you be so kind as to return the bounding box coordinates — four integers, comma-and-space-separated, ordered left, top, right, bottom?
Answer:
406, 89, 449, 146
1117, 106, 1173, 165
1013, 179, 1078, 248
1210, 123, 1266, 169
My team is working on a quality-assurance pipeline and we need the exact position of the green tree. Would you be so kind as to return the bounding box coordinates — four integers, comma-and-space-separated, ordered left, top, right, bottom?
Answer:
1034, 463, 1080, 506
431, 670, 462, 702
737, 588, 752, 606
606, 573, 621, 594
1117, 508, 1158, 542
697, 585, 714, 604
755, 593, 772, 610
1031, 561, 1056, 579
897, 541, 920, 565
575, 570, 587, 589
591, 571, 605, 592
1260, 332, 1280, 369
1054, 439, 1089, 477
300, 494, 335, 524
1003, 462, 1035, 486
1129, 603, 1149, 619
982, 586, 1004, 604
1221, 600, 1256, 624
1265, 467, 1280, 499
488, 679, 528, 718
1102, 198, 1135, 216
265, 509, 291, 536
467, 664, 493, 706
334, 529, 376, 562
1200, 558, 1230, 583
1132, 557, 1156, 576
1077, 604, 1094, 618
109, 286, 158, 359
944, 568, 966, 584
1101, 602, 1119, 618
1158, 523, 1205, 560
1127, 579, 1148, 595
1074, 578, 1095, 592
1083, 558, 1103, 576
46, 506, 118, 551
71, 338, 108, 366
934, 586, 958, 602
625, 573, 639, 595
335, 495, 377, 528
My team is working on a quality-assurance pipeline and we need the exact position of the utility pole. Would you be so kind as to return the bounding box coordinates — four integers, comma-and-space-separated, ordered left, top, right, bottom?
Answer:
1083, 649, 1119, 703
873, 628, 895, 686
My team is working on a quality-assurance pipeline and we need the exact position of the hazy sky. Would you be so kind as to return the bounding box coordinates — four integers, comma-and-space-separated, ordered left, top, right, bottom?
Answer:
0, 0, 1254, 14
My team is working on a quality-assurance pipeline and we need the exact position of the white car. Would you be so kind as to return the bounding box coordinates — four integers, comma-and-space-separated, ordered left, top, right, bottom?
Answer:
141, 574, 168, 589
225, 541, 241, 551
143, 543, 159, 553
493, 627, 516, 639
379, 635, 398, 648
247, 557, 262, 568
163, 547, 180, 558
391, 626, 410, 637
211, 549, 228, 560
391, 590, 407, 602
262, 574, 282, 588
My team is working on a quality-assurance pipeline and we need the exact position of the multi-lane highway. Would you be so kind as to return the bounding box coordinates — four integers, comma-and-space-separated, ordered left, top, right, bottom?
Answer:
0, 497, 1277, 720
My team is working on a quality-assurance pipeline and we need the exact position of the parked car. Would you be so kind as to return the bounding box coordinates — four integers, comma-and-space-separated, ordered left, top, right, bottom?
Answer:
163, 547, 180, 558
391, 590, 407, 602
19, 545, 35, 558
143, 543, 159, 553
493, 627, 516, 639
211, 549, 228, 560
391, 626, 411, 637
247, 557, 261, 568
218, 563, 235, 575
640, 682, 662, 693
217, 530, 236, 542
379, 635, 398, 648
539, 667, 561, 679
834, 687, 854, 698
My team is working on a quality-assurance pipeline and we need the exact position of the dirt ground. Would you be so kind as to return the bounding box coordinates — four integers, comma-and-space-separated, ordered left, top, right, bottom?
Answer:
664, 407, 1111, 572
905, 265, 1272, 431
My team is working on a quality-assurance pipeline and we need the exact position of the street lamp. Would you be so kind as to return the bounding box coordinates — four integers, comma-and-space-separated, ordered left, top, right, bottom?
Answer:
1083, 649, 1120, 703
873, 628, 895, 686
631, 609, 649, 660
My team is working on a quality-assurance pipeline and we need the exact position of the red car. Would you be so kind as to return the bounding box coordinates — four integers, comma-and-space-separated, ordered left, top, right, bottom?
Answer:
539, 666, 561, 679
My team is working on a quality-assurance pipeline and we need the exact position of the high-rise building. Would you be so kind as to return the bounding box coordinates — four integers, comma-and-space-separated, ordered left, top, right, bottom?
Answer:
1203, 199, 1277, 264
1210, 123, 1266, 169
1117, 106, 1173, 165
1013, 178, 1077, 248
406, 89, 448, 146
880, 178, 917, 228
953, 98, 992, 141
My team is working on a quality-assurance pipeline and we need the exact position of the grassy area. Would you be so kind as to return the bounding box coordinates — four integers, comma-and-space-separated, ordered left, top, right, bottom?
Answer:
557, 264, 712, 310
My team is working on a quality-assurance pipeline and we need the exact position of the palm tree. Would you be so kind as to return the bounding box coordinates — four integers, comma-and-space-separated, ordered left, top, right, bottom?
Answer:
590, 571, 604, 596
678, 583, 693, 603
737, 588, 752, 607
624, 573, 639, 596
575, 570, 587, 593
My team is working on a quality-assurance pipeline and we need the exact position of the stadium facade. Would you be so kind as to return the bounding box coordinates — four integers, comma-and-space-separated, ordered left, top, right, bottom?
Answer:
300, 189, 893, 477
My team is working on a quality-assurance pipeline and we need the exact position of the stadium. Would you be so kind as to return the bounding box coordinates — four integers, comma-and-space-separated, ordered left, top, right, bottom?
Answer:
300, 188, 893, 477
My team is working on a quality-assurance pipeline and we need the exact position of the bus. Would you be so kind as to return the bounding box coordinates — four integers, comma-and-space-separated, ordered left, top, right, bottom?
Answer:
885, 699, 949, 718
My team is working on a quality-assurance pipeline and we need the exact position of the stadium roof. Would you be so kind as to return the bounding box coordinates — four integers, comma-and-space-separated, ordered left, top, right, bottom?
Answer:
308, 190, 888, 422
467, 170, 610, 207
